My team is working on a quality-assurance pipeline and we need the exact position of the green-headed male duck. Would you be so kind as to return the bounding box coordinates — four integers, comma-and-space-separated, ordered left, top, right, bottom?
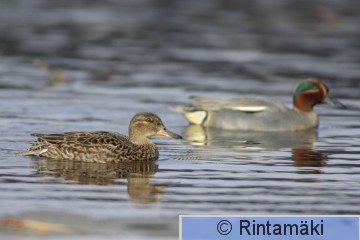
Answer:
20, 112, 182, 162
174, 78, 345, 131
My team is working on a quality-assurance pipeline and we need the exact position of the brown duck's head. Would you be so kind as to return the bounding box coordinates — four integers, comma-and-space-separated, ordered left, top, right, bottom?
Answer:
129, 112, 182, 143
293, 77, 346, 112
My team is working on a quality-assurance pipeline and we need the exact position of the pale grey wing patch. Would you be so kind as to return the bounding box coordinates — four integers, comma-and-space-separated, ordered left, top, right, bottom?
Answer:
191, 97, 284, 111
227, 106, 268, 112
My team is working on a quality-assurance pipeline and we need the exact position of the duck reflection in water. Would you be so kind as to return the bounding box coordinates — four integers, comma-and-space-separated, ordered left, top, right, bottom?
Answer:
33, 159, 162, 203
183, 125, 327, 171
292, 148, 327, 174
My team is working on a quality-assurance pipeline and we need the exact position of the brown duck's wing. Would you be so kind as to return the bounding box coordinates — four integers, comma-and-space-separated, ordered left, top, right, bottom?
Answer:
32, 131, 130, 147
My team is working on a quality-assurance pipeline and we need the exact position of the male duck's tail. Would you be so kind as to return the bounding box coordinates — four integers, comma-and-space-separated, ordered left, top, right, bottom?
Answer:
171, 104, 208, 125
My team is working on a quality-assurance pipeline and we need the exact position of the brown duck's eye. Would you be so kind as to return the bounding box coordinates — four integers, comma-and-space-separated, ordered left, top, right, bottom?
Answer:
146, 117, 154, 122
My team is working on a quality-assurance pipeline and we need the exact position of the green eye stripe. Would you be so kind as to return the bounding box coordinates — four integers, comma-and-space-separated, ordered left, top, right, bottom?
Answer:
293, 81, 319, 101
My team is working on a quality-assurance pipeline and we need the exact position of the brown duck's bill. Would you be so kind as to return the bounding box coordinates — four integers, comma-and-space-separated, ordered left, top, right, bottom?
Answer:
156, 129, 182, 139
323, 96, 347, 109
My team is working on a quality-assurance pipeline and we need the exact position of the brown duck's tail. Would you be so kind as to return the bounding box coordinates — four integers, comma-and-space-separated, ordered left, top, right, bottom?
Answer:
19, 146, 47, 156
19, 150, 39, 156
19, 150, 34, 156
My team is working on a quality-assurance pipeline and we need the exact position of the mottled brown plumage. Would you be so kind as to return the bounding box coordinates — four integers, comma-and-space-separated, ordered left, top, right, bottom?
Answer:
20, 112, 182, 163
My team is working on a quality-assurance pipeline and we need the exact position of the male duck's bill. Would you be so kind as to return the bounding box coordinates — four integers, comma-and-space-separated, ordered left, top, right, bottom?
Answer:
323, 96, 346, 109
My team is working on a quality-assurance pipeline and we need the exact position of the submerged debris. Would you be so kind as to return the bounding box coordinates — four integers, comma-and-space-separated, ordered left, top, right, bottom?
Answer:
33, 59, 71, 87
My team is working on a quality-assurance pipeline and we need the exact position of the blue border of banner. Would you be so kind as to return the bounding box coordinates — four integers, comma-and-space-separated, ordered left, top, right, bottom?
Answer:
180, 215, 359, 240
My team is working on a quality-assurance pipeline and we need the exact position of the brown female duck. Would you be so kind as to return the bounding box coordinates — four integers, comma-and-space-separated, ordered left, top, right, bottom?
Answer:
20, 112, 182, 163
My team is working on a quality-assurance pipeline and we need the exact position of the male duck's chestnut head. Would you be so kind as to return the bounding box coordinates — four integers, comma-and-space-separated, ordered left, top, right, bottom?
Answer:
293, 78, 345, 112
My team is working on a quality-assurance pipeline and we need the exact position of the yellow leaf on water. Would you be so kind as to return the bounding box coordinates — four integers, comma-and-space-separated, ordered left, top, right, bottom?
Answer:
0, 217, 70, 235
